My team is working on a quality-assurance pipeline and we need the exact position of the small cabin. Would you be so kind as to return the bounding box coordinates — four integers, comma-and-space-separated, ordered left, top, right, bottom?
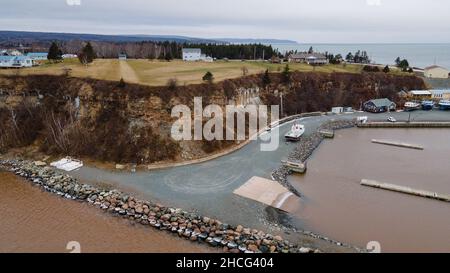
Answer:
118, 53, 127, 60
363, 98, 396, 113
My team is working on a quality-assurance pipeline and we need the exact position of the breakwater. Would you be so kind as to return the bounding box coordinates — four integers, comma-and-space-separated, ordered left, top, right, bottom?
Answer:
371, 139, 424, 150
358, 122, 450, 128
0, 160, 320, 254
361, 179, 450, 203
272, 120, 357, 196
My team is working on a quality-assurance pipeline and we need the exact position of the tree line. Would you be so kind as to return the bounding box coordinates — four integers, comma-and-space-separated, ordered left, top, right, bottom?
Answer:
183, 43, 279, 60
44, 40, 279, 62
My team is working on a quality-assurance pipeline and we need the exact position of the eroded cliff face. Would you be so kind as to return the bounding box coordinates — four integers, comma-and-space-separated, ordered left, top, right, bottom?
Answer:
260, 72, 426, 115
0, 72, 426, 164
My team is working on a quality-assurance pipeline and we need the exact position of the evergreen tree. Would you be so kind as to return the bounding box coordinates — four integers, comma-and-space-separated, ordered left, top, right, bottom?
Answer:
346, 52, 354, 62
399, 59, 410, 71
203, 71, 214, 83
281, 64, 291, 84
308, 46, 314, 54
78, 42, 96, 65
117, 78, 126, 88
262, 69, 271, 87
395, 57, 401, 66
47, 42, 62, 62
383, 65, 390, 73
165, 50, 173, 62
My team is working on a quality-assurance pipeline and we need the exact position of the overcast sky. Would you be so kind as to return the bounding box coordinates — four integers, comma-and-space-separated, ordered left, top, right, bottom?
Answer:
1, 0, 450, 43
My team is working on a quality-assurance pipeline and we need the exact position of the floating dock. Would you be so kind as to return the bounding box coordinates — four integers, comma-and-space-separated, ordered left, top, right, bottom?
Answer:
358, 122, 450, 128
361, 179, 450, 203
371, 139, 424, 150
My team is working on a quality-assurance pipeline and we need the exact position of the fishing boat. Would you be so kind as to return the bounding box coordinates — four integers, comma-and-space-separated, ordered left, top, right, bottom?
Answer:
285, 123, 305, 141
439, 100, 450, 110
421, 100, 435, 110
404, 101, 421, 111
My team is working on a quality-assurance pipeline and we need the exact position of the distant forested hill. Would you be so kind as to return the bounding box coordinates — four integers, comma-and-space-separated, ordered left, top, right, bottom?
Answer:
0, 31, 220, 45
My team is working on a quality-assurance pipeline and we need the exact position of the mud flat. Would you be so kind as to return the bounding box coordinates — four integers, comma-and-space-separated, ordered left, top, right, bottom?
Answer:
0, 172, 213, 253
0, 161, 327, 254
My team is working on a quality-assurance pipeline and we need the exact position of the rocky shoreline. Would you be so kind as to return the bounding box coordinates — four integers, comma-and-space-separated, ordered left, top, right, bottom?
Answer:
0, 159, 326, 254
272, 119, 357, 197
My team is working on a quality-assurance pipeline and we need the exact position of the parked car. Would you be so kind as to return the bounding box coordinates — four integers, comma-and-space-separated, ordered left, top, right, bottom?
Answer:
387, 117, 397, 123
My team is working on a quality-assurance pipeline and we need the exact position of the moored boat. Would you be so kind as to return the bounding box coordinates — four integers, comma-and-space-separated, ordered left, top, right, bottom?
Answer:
421, 100, 434, 110
285, 123, 305, 141
404, 101, 421, 111
439, 100, 450, 110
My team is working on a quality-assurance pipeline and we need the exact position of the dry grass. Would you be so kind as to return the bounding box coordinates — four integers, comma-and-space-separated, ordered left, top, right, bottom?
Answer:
0, 58, 366, 86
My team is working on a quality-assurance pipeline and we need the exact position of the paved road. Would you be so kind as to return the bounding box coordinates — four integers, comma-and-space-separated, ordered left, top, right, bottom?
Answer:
70, 110, 450, 238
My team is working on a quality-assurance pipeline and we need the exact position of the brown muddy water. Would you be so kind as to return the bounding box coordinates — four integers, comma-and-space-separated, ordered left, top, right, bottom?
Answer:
289, 128, 450, 253
0, 172, 213, 253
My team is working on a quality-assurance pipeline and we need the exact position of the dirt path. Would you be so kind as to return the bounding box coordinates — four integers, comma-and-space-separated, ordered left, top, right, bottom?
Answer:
119, 60, 140, 83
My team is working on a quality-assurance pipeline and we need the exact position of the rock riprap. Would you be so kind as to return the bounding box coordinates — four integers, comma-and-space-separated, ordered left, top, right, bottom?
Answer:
0, 159, 320, 254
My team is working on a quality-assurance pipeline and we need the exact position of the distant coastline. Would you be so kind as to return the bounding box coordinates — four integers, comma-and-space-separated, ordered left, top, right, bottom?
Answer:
271, 43, 450, 69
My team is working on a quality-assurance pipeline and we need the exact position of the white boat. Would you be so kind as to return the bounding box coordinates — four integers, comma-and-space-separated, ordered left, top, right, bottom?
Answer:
50, 157, 83, 172
439, 100, 450, 110
404, 101, 421, 111
285, 123, 305, 141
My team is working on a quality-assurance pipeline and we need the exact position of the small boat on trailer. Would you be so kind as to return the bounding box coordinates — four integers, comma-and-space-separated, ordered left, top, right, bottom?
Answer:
285, 123, 305, 141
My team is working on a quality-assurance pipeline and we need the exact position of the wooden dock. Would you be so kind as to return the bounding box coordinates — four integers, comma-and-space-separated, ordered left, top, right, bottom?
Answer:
361, 179, 450, 203
371, 139, 424, 150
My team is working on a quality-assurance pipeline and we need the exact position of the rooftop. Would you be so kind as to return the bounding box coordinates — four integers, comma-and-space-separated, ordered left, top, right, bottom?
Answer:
26, 52, 48, 56
424, 65, 448, 70
409, 90, 432, 95
366, 98, 395, 107
290, 52, 327, 59
182, 48, 201, 53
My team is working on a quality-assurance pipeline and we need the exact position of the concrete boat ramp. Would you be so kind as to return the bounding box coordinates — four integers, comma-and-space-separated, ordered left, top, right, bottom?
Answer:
233, 176, 301, 213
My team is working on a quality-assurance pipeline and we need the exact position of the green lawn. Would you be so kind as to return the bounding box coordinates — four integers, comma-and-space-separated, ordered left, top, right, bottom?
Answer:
0, 58, 383, 86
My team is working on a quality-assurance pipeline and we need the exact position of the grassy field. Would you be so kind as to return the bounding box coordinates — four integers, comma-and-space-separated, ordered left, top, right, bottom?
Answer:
0, 58, 371, 86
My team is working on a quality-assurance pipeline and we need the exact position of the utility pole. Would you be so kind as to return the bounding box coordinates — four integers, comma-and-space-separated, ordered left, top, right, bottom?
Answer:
280, 92, 284, 118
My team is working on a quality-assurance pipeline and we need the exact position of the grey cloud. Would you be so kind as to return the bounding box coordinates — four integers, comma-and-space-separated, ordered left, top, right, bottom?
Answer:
1, 0, 449, 42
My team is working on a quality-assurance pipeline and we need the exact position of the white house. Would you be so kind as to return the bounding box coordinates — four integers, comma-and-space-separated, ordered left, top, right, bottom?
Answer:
289, 53, 328, 65
430, 89, 450, 101
182, 48, 202, 61
26, 52, 48, 61
0, 56, 33, 68
62, 54, 78, 59
424, 65, 449, 79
